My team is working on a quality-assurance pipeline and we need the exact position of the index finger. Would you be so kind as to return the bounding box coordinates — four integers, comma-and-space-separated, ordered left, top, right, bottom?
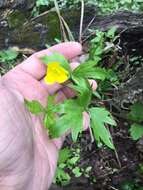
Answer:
17, 42, 82, 80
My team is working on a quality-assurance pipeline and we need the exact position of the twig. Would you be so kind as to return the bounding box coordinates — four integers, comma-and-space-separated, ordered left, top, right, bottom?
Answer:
114, 147, 122, 168
82, 31, 96, 43
109, 186, 119, 190
82, 16, 96, 36
60, 16, 75, 41
89, 126, 94, 143
79, 0, 85, 44
106, 125, 122, 168
54, 0, 67, 42
24, 9, 55, 26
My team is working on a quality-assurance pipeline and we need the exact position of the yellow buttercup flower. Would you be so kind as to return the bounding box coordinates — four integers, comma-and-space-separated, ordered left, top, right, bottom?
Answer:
44, 62, 69, 84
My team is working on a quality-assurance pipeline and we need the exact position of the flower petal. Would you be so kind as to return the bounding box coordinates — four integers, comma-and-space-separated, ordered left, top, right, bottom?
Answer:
44, 61, 69, 84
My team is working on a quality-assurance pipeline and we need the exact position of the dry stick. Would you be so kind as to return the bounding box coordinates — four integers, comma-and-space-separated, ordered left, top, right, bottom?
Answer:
82, 16, 96, 36
107, 125, 122, 168
109, 186, 119, 190
82, 31, 96, 43
54, 0, 67, 42
89, 125, 94, 143
60, 16, 75, 41
79, 0, 85, 44
54, 0, 75, 42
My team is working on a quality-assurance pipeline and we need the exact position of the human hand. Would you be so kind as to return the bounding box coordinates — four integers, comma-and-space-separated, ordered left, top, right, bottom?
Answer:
0, 42, 97, 190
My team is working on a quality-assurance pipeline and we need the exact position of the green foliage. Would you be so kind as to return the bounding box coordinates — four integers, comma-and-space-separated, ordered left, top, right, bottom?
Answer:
69, 78, 92, 108
89, 107, 116, 149
88, 0, 143, 14
129, 123, 143, 141
44, 96, 57, 129
72, 61, 107, 81
54, 168, 71, 186
88, 28, 119, 86
34, 0, 143, 16
120, 180, 143, 190
26, 47, 117, 149
106, 26, 117, 39
138, 163, 143, 174
128, 102, 143, 123
0, 48, 20, 75
128, 102, 143, 140
58, 148, 71, 163
54, 148, 71, 185
120, 181, 135, 190
0, 48, 19, 63
54, 147, 82, 185
25, 99, 45, 115
50, 99, 84, 141
36, 0, 50, 6
72, 167, 82, 177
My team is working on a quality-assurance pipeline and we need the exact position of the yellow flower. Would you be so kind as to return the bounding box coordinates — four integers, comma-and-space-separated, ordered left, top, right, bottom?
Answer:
44, 62, 69, 84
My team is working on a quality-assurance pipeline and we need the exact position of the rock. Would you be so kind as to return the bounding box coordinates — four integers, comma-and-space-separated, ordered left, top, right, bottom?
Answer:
0, 0, 35, 9
0, 6, 95, 50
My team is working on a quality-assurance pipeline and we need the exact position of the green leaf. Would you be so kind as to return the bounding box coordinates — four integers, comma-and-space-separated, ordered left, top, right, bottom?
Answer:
58, 148, 71, 164
0, 49, 18, 62
73, 60, 107, 81
55, 99, 82, 114
36, 0, 49, 6
44, 112, 55, 129
106, 26, 117, 38
70, 79, 92, 108
46, 95, 56, 110
68, 156, 80, 165
72, 167, 82, 177
54, 168, 71, 185
25, 99, 44, 115
43, 95, 57, 130
120, 181, 135, 190
93, 91, 102, 99
128, 102, 143, 122
89, 107, 116, 149
73, 64, 107, 81
50, 100, 83, 142
85, 166, 92, 173
73, 59, 100, 74
40, 52, 71, 72
129, 123, 143, 140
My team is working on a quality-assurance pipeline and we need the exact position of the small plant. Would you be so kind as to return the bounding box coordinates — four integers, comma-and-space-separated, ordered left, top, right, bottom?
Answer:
54, 147, 82, 185
120, 180, 143, 190
53, 148, 71, 185
0, 48, 19, 63
25, 50, 117, 149
25, 27, 121, 186
54, 146, 93, 185
0, 48, 19, 75
33, 0, 143, 17
128, 102, 143, 140
89, 27, 119, 96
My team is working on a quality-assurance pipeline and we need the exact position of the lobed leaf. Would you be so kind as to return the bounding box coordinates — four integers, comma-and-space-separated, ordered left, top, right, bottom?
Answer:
25, 99, 45, 115
128, 102, 143, 123
130, 123, 143, 140
89, 107, 116, 149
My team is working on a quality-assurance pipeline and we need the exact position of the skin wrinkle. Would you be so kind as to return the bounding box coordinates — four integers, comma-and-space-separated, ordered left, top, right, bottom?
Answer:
32, 116, 58, 189
0, 83, 35, 189
2, 69, 50, 106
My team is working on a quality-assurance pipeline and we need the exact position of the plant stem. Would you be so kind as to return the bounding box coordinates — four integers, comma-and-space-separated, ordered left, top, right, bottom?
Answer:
79, 0, 85, 44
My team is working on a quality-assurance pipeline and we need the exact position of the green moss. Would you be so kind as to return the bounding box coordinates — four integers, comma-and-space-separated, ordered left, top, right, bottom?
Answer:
7, 10, 28, 28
